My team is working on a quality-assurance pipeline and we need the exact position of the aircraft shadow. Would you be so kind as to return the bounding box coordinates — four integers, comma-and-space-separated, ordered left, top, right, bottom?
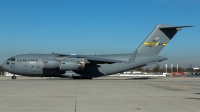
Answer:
2, 77, 158, 81
44, 77, 158, 80
126, 77, 157, 80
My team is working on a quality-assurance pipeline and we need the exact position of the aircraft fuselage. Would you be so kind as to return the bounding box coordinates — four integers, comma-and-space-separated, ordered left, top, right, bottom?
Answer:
2, 53, 167, 78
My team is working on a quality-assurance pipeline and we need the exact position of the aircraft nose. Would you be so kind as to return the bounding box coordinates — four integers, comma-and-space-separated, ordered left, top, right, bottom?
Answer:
2, 62, 7, 71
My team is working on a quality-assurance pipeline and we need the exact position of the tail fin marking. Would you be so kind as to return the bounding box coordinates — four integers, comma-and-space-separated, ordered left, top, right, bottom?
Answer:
136, 24, 192, 54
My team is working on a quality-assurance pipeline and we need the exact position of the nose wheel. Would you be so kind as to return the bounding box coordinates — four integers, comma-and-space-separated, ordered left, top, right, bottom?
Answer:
12, 76, 16, 79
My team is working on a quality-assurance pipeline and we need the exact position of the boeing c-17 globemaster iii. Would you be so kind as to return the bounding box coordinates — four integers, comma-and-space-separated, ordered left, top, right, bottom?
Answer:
2, 24, 192, 79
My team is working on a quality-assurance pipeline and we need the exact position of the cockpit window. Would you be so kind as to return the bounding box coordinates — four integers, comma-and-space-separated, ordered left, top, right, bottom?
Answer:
7, 57, 15, 61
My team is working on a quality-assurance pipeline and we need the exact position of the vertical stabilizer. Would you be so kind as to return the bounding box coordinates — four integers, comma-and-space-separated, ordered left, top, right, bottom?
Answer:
127, 50, 137, 62
136, 24, 192, 54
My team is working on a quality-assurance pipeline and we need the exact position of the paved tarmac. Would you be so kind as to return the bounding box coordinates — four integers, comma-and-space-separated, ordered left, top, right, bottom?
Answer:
0, 76, 200, 112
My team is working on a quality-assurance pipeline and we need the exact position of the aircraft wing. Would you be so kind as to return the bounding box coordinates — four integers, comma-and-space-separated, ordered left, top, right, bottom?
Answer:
72, 56, 125, 64
56, 54, 125, 64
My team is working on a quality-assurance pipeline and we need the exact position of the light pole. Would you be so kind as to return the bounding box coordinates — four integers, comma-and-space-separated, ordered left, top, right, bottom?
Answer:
177, 64, 178, 73
171, 64, 173, 73
193, 63, 195, 73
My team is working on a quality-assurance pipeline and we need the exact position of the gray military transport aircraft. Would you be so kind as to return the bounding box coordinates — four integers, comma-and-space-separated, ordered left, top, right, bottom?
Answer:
2, 24, 192, 79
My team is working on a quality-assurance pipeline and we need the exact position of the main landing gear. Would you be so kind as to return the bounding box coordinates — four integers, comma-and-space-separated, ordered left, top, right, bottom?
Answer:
12, 76, 16, 79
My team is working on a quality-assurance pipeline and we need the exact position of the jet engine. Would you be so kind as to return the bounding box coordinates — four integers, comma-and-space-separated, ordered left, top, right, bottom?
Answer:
43, 59, 59, 69
59, 60, 85, 71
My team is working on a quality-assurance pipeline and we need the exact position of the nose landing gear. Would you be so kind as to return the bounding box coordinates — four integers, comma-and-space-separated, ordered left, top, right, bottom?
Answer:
12, 76, 16, 79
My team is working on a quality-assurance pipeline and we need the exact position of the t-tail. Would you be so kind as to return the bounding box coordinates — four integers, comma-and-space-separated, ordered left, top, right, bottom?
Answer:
128, 24, 192, 62
137, 24, 192, 54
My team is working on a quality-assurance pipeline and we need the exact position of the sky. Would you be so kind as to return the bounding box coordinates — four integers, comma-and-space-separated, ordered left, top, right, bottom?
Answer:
0, 0, 200, 69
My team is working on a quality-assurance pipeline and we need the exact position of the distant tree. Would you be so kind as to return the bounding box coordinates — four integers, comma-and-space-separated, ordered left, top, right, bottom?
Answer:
0, 66, 5, 75
172, 66, 185, 72
152, 64, 160, 72
145, 67, 150, 73
172, 67, 176, 72
135, 67, 144, 72
167, 68, 171, 73
0, 66, 4, 71
160, 66, 165, 72
178, 66, 183, 72
160, 66, 171, 73
183, 68, 188, 72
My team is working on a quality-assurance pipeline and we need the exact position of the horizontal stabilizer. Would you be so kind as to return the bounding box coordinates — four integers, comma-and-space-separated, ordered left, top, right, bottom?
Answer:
159, 26, 194, 31
159, 26, 193, 29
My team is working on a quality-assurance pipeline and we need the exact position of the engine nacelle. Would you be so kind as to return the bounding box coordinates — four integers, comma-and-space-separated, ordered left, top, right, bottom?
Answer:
43, 59, 59, 69
59, 60, 85, 71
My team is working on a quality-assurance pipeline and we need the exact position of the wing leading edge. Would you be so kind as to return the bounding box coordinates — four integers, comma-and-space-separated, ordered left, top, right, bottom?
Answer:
55, 54, 126, 64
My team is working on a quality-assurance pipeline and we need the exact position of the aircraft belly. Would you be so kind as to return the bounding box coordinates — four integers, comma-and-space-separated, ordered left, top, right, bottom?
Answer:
72, 65, 106, 77
43, 69, 65, 77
